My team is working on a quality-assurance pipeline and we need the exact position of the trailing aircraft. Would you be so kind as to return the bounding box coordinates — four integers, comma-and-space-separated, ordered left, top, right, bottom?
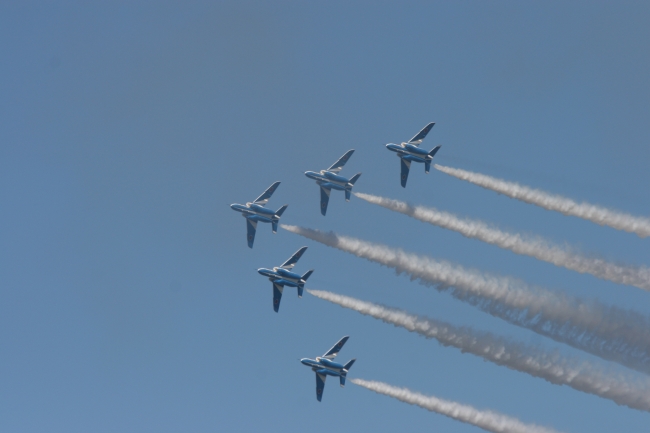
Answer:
257, 246, 313, 312
300, 336, 356, 401
230, 181, 287, 248
304, 150, 361, 216
385, 122, 442, 187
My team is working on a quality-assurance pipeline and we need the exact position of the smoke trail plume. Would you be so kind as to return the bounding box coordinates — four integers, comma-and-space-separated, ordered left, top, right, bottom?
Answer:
311, 289, 650, 411
434, 164, 650, 238
352, 379, 563, 433
355, 192, 650, 291
282, 224, 650, 374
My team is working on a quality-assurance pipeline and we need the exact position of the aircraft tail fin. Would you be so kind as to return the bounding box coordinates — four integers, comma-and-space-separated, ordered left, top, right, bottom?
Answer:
428, 145, 441, 158
348, 173, 362, 185
297, 270, 313, 298
301, 269, 314, 281
345, 173, 362, 201
425, 146, 440, 174
272, 205, 288, 232
343, 358, 356, 371
275, 204, 288, 217
339, 375, 346, 387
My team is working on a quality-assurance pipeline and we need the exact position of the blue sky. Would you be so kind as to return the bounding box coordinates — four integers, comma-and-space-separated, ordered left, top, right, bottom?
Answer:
1, 2, 649, 432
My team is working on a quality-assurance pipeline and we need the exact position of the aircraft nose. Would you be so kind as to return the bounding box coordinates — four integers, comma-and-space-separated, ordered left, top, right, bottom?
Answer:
230, 203, 237, 210
300, 358, 310, 366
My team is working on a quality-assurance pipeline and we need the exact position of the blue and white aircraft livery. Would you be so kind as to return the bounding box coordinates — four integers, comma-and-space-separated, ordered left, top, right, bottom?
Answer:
304, 150, 362, 216
230, 181, 288, 248
300, 336, 356, 402
257, 246, 313, 312
385, 122, 442, 187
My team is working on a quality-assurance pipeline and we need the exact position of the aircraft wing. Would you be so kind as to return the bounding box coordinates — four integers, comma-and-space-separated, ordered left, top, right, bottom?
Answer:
272, 283, 284, 313
246, 218, 257, 248
407, 122, 435, 146
320, 186, 331, 216
400, 158, 411, 188
280, 246, 308, 270
327, 149, 355, 173
253, 181, 281, 206
315, 372, 326, 402
322, 336, 349, 359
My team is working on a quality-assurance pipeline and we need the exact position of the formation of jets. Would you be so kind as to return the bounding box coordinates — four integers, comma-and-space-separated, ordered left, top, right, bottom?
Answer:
229, 123, 442, 401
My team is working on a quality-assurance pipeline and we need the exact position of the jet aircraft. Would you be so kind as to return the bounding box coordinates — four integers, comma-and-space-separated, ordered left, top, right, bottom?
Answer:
230, 181, 287, 248
257, 246, 313, 312
300, 336, 356, 401
385, 122, 442, 187
304, 150, 361, 215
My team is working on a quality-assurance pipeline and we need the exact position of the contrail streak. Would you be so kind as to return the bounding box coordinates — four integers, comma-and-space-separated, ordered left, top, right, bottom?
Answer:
434, 164, 650, 238
355, 192, 650, 291
352, 379, 563, 433
311, 289, 650, 411
282, 224, 650, 374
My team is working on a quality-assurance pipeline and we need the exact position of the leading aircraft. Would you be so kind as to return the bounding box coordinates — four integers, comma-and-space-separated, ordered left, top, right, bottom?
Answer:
385, 122, 442, 187
257, 246, 313, 312
300, 336, 356, 401
304, 150, 361, 216
230, 181, 288, 248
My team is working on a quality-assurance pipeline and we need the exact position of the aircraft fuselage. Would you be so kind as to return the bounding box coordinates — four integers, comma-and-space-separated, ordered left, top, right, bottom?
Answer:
300, 358, 346, 377
257, 267, 304, 287
386, 142, 431, 163
304, 171, 352, 191
230, 203, 275, 223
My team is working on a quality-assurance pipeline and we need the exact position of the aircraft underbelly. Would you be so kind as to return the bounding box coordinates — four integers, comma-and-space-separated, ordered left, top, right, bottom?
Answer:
403, 153, 426, 163
247, 214, 273, 223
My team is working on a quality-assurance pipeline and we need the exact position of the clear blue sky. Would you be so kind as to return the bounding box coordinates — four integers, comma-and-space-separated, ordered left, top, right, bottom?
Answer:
1, 2, 649, 432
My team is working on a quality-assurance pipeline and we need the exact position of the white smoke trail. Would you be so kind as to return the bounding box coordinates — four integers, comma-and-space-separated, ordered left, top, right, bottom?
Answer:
434, 164, 650, 238
282, 224, 650, 374
352, 379, 563, 433
311, 289, 650, 412
355, 192, 650, 291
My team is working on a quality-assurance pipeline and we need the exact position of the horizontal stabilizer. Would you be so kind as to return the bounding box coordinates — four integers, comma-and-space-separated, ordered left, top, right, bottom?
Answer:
425, 161, 431, 174
272, 221, 278, 233
253, 181, 281, 206
345, 189, 351, 201
297, 285, 304, 298
408, 122, 435, 146
339, 375, 346, 388
348, 173, 362, 185
301, 269, 314, 281
327, 149, 355, 173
